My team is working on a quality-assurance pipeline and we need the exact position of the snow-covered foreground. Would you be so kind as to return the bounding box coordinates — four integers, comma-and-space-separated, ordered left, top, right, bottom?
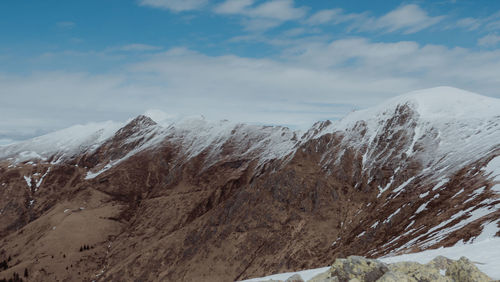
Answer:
241, 237, 500, 281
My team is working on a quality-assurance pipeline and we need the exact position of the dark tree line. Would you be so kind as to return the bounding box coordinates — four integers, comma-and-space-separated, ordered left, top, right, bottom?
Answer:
0, 257, 11, 271
0, 261, 7, 271
0, 269, 25, 282
0, 254, 28, 282
79, 244, 93, 252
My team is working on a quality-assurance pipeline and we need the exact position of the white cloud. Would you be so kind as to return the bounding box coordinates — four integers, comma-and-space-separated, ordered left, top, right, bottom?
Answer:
214, 0, 254, 14
214, 0, 307, 30
117, 44, 163, 52
144, 109, 178, 125
369, 4, 444, 34
138, 0, 208, 12
241, 18, 282, 31
484, 11, 500, 30
455, 17, 481, 30
307, 4, 443, 34
281, 27, 308, 37
486, 20, 500, 31
306, 9, 343, 25
478, 34, 500, 47
56, 21, 75, 29
3, 37, 500, 141
248, 0, 306, 21
445, 11, 500, 32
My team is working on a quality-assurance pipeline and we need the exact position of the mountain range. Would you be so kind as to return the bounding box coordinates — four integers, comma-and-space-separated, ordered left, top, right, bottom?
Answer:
0, 86, 499, 281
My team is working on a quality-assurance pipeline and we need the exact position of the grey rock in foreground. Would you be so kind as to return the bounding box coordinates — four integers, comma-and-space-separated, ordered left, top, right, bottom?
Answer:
258, 255, 494, 282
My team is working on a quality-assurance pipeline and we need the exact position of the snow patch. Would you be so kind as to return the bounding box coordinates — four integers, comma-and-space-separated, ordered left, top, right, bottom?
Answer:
451, 187, 464, 198
432, 178, 448, 191
484, 156, 500, 193
35, 167, 51, 190
241, 266, 331, 282
418, 204, 497, 248
384, 207, 401, 224
85, 163, 114, 180
23, 175, 32, 188
416, 201, 429, 214
419, 191, 430, 198
472, 219, 500, 243
392, 176, 416, 195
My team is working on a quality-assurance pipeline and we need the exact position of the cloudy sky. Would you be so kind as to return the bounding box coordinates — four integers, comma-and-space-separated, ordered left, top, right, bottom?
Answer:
1, 0, 500, 144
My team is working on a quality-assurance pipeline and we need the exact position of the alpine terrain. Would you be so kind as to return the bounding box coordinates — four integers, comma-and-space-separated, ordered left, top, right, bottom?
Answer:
0, 87, 499, 281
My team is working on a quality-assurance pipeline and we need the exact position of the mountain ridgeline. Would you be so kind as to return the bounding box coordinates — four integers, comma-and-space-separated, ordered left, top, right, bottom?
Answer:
0, 87, 499, 281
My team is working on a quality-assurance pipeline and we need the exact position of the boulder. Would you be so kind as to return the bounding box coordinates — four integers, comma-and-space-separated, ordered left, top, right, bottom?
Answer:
285, 274, 305, 282
327, 256, 389, 282
388, 261, 452, 282
446, 256, 492, 282
376, 271, 413, 282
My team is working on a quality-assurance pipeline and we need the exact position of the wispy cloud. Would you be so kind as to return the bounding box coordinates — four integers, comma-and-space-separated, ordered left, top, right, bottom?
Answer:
305, 9, 344, 25
455, 17, 481, 30
370, 4, 445, 34
214, 0, 254, 14
5, 2, 500, 142
4, 36, 500, 140
214, 0, 307, 31
117, 44, 163, 52
306, 4, 444, 35
247, 0, 306, 21
138, 0, 208, 12
446, 11, 500, 32
478, 34, 500, 47
56, 21, 75, 29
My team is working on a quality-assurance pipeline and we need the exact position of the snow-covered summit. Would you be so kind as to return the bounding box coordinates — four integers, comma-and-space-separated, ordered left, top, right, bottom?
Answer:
330, 86, 500, 132
0, 120, 124, 163
165, 117, 299, 166
383, 86, 500, 119
2, 87, 499, 169
304, 86, 500, 191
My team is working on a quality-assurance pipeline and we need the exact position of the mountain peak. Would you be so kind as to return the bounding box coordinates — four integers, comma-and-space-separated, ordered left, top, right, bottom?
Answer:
110, 115, 158, 143
384, 86, 500, 119
127, 115, 157, 128
0, 120, 123, 162
331, 87, 500, 133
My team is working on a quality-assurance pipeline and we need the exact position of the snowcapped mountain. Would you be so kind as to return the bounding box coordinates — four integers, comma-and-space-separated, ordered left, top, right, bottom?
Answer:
0, 87, 499, 281
0, 120, 124, 163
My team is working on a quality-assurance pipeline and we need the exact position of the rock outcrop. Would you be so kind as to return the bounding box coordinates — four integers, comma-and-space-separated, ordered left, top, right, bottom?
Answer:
264, 255, 493, 282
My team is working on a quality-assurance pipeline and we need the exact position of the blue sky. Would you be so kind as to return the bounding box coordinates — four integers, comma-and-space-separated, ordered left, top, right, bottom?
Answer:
1, 0, 500, 143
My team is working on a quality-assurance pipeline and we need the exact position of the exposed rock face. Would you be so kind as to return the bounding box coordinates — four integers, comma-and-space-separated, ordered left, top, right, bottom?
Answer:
328, 256, 389, 282
297, 256, 492, 282
386, 261, 452, 282
446, 257, 493, 282
0, 87, 499, 281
